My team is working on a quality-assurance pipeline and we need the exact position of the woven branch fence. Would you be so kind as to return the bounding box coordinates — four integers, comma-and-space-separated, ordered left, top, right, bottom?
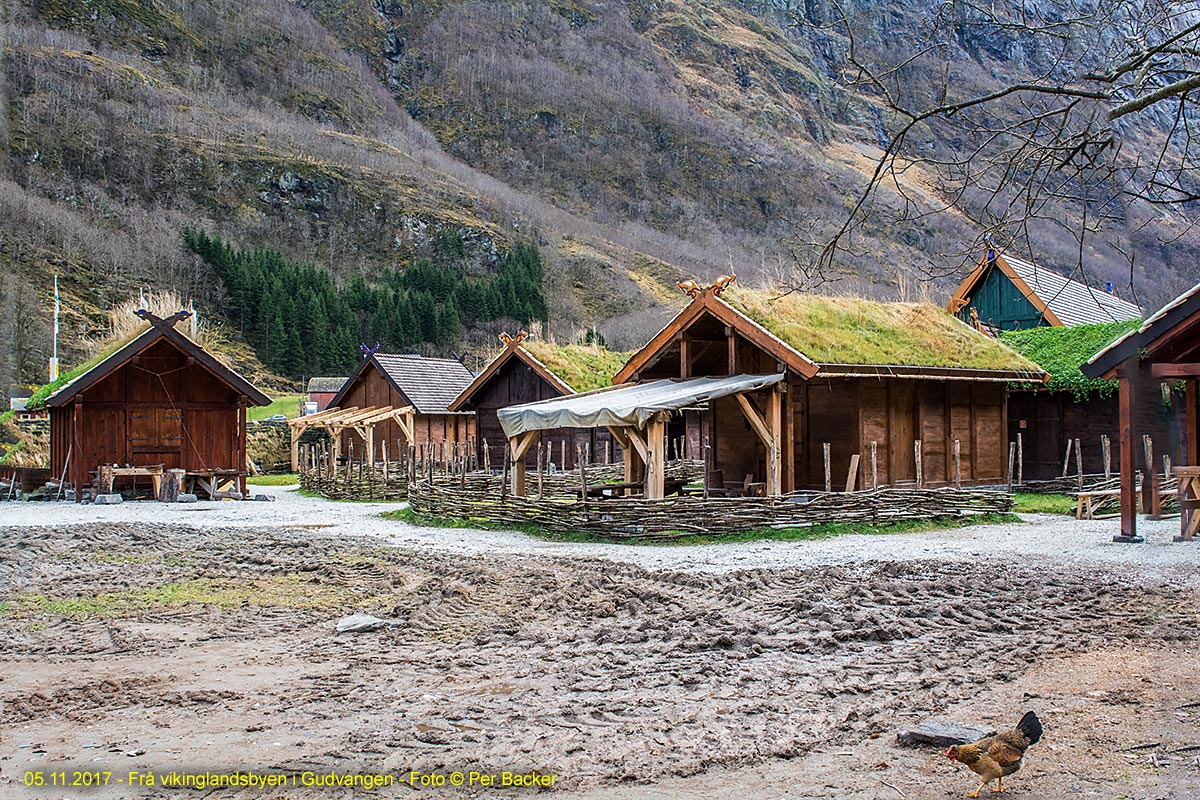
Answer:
407, 481, 1013, 540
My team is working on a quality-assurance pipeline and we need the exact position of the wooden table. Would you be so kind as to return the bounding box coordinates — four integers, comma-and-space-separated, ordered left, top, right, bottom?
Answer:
1172, 466, 1200, 541
100, 465, 164, 497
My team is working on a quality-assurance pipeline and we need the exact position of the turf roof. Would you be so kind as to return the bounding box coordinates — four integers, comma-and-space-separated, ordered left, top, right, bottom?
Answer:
1000, 318, 1140, 400
722, 289, 1043, 373
523, 340, 631, 392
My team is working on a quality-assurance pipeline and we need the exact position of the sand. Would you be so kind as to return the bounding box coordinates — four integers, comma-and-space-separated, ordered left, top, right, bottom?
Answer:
2, 488, 1199, 798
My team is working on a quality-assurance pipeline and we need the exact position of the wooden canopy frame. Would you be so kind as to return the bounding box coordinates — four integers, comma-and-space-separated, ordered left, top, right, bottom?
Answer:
505, 380, 784, 500
288, 405, 415, 470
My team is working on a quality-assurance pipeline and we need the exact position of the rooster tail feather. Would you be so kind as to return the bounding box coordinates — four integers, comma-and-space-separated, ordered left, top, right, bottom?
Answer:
1017, 711, 1042, 745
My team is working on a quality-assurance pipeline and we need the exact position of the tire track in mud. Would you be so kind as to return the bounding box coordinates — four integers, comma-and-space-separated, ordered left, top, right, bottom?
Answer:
2, 523, 1197, 788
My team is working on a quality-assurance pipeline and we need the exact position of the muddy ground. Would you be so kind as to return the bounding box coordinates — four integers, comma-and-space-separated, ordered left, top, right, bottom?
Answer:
2, 520, 1199, 799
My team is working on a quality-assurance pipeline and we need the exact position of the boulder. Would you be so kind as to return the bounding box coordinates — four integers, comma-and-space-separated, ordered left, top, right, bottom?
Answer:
93, 493, 123, 505
176, 493, 198, 504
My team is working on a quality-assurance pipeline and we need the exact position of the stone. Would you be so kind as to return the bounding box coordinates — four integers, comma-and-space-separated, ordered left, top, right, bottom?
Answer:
897, 719, 995, 748
176, 493, 198, 504
92, 493, 123, 505
253, 494, 273, 502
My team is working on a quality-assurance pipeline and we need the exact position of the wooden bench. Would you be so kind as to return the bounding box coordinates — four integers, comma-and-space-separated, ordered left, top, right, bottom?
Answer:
1074, 490, 1121, 520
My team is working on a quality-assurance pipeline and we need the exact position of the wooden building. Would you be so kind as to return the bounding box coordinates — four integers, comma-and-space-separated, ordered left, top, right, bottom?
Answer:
47, 310, 270, 500
324, 352, 475, 461
448, 332, 630, 469
306, 377, 346, 413
611, 285, 1046, 492
947, 247, 1142, 332
1082, 284, 1200, 542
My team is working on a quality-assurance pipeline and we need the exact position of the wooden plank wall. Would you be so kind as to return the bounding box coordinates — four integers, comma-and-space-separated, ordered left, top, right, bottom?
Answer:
50, 338, 245, 486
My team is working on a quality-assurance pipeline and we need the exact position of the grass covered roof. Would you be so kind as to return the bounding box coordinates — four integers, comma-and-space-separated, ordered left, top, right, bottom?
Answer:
722, 289, 1043, 373
1000, 318, 1140, 399
523, 340, 631, 392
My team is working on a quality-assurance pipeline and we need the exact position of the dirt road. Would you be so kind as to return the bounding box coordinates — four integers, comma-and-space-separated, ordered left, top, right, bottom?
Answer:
2, 508, 1198, 798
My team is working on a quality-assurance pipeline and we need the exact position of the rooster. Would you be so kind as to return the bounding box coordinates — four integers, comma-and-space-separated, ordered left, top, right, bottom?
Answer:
946, 711, 1042, 797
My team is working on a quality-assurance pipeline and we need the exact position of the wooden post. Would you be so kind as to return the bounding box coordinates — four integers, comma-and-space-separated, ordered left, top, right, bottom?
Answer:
766, 386, 782, 496
1007, 442, 1016, 491
1102, 434, 1112, 479
1164, 453, 1172, 481
537, 442, 544, 501
914, 440, 923, 488
382, 439, 389, 482
1074, 437, 1083, 490
845, 454, 860, 492
1061, 439, 1073, 478
290, 424, 302, 472
508, 432, 537, 497
366, 425, 376, 467
646, 413, 667, 500
483, 439, 491, 473
604, 440, 610, 465
870, 441, 878, 489
1145, 434, 1161, 518
238, 402, 248, 496
1117, 371, 1141, 542
726, 326, 737, 375
823, 443, 831, 493
500, 446, 509, 501
561, 439, 567, 471
954, 439, 962, 489
703, 436, 711, 500
577, 444, 588, 500
159, 470, 181, 503
1016, 432, 1024, 485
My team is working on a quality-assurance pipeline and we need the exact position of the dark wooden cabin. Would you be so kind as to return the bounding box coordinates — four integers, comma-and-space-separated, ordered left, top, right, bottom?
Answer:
1000, 321, 1182, 482
327, 352, 475, 460
613, 286, 1047, 492
47, 310, 270, 499
1083, 284, 1200, 541
947, 248, 1142, 332
448, 333, 630, 469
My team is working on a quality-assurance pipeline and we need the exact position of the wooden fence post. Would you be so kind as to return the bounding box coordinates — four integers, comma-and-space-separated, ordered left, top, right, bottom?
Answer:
1074, 437, 1083, 490
537, 442, 544, 501
1101, 434, 1111, 479
1007, 442, 1016, 491
914, 440, 923, 488
870, 441, 878, 489
845, 454, 860, 492
1016, 432, 1024, 485
954, 439, 961, 489
703, 436, 711, 500
823, 443, 831, 493
1061, 439, 1073, 478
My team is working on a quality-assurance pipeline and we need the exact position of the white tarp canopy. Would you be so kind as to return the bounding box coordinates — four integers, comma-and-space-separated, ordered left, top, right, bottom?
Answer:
497, 373, 786, 438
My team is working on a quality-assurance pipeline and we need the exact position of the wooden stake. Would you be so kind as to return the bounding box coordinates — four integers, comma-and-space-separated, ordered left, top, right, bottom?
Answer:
604, 440, 610, 465
382, 440, 389, 482
483, 439, 491, 473
1074, 437, 1083, 490
870, 441, 878, 489
845, 454, 860, 493
1061, 439, 1073, 478
1007, 441, 1016, 491
823, 443, 831, 493
577, 444, 588, 501
1164, 453, 1172, 480
1102, 434, 1112, 479
914, 440, 923, 488
1017, 431, 1024, 485
954, 439, 962, 488
537, 442, 544, 501
703, 436, 711, 500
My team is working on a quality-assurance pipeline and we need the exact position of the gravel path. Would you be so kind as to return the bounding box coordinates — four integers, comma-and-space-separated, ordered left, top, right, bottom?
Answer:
3, 484, 1198, 580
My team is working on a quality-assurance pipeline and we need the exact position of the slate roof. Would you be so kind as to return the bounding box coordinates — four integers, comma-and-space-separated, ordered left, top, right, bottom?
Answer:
306, 377, 347, 393
331, 354, 474, 415
1001, 255, 1142, 326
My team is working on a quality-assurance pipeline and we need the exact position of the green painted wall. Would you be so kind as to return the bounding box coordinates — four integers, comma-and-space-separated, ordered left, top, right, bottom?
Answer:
956, 264, 1048, 331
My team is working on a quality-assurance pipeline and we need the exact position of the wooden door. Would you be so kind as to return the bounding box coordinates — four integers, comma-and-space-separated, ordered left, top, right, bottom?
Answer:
128, 407, 183, 465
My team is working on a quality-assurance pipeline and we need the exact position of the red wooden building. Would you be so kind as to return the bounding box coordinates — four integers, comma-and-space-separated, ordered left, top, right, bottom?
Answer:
47, 311, 270, 500
306, 377, 347, 413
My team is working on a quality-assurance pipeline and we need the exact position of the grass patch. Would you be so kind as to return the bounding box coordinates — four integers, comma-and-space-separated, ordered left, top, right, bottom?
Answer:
384, 507, 1020, 545
522, 340, 632, 392
725, 287, 1042, 373
1013, 492, 1077, 515
248, 473, 299, 485
249, 395, 303, 421
1, 574, 395, 620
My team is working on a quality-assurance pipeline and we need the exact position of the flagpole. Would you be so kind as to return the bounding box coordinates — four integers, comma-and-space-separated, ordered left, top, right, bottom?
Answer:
49, 275, 60, 382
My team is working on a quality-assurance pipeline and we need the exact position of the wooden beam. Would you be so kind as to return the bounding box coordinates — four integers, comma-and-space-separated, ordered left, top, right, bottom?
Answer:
726, 326, 737, 375
1188, 378, 1198, 466
645, 413, 667, 500
735, 394, 771, 444
678, 333, 690, 379
1117, 369, 1141, 542
238, 402, 248, 495
1149, 363, 1200, 378
766, 386, 781, 496
783, 377, 795, 493
508, 431, 538, 496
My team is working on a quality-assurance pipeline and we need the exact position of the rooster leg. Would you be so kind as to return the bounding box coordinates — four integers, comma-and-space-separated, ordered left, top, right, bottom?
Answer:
966, 780, 988, 798
991, 776, 1004, 793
